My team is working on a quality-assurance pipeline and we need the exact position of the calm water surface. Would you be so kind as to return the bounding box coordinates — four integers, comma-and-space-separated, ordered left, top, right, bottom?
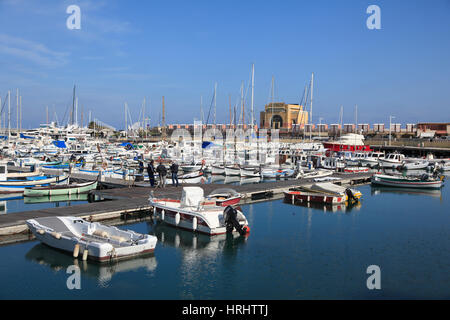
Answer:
0, 183, 449, 299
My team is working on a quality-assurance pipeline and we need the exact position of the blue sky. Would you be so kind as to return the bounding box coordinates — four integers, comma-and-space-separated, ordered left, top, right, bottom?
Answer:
0, 0, 449, 129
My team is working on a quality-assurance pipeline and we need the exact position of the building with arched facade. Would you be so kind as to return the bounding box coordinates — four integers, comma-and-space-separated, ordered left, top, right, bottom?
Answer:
259, 103, 308, 130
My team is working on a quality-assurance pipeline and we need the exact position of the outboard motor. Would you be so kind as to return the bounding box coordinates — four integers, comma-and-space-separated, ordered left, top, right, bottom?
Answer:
223, 206, 246, 236
421, 173, 429, 181
345, 188, 358, 203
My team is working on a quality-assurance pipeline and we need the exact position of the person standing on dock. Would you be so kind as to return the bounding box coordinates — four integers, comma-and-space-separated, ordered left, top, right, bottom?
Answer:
170, 161, 179, 187
147, 160, 156, 187
156, 162, 167, 188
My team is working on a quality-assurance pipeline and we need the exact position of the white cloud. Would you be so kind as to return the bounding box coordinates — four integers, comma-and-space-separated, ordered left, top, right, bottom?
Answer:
0, 34, 69, 67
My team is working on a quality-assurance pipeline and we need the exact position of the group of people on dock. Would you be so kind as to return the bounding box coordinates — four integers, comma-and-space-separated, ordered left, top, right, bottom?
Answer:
143, 160, 179, 188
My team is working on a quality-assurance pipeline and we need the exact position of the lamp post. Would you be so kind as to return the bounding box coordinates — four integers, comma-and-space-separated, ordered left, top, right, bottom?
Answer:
389, 115, 395, 146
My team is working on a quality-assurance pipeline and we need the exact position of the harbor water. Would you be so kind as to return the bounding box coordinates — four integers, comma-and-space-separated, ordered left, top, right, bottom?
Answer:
0, 183, 449, 299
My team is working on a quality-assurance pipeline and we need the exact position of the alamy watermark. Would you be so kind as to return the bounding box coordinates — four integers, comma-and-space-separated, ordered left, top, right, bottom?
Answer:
366, 265, 381, 290
66, 265, 81, 290
66, 5, 81, 30
366, 5, 381, 30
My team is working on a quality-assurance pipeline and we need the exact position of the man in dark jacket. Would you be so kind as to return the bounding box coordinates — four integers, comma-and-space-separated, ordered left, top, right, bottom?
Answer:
147, 160, 155, 187
170, 161, 179, 187
156, 162, 167, 188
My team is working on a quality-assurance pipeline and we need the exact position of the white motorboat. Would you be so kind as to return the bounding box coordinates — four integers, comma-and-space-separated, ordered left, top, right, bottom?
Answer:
211, 164, 225, 175
26, 216, 157, 262
296, 169, 334, 180
360, 152, 385, 167
240, 166, 260, 177
180, 164, 202, 173
401, 160, 430, 170
149, 187, 250, 236
164, 171, 206, 185
379, 153, 405, 169
225, 165, 241, 176
371, 173, 444, 189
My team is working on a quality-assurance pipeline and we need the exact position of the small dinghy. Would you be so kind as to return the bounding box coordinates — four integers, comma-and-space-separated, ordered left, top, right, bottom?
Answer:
149, 187, 250, 236
24, 179, 98, 197
211, 164, 225, 175
296, 169, 333, 180
344, 167, 369, 173
240, 166, 260, 177
371, 173, 444, 189
165, 171, 205, 185
26, 216, 157, 262
401, 161, 430, 170
207, 188, 242, 207
284, 182, 362, 205
225, 165, 241, 176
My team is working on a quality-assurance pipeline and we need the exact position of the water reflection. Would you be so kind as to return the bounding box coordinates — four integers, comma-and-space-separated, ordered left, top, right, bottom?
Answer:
148, 221, 247, 256
147, 221, 247, 298
282, 198, 362, 213
371, 185, 443, 198
23, 193, 89, 204
25, 243, 157, 287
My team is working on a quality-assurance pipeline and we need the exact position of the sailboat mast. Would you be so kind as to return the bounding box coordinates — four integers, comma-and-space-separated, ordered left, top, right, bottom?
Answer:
309, 72, 314, 141
240, 81, 244, 126
250, 63, 255, 130
214, 83, 217, 125
271, 76, 274, 130
162, 96, 166, 140
16, 88, 19, 132
124, 102, 128, 139
72, 85, 76, 126
8, 90, 10, 140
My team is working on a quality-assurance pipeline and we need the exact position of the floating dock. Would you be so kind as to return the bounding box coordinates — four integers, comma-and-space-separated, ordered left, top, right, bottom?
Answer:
0, 171, 372, 244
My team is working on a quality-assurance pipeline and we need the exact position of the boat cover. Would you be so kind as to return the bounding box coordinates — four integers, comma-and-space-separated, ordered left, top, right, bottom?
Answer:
181, 187, 204, 207
310, 182, 346, 195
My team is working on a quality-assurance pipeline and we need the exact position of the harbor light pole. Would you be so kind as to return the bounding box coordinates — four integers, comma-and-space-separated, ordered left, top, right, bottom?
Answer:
389, 115, 395, 146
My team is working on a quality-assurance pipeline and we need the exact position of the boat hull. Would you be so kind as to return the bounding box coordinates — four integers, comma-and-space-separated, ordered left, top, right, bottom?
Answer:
26, 217, 157, 262
371, 175, 443, 189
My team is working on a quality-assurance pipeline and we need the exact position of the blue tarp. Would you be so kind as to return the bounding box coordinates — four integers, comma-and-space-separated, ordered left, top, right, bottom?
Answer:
20, 133, 35, 139
52, 140, 67, 148
120, 142, 134, 150
202, 141, 214, 149
0, 136, 7, 140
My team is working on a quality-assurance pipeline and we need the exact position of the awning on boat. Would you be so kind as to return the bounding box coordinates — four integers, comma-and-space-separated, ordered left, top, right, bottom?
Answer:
52, 140, 67, 148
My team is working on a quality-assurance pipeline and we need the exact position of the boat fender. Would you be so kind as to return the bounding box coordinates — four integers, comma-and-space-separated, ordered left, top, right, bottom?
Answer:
37, 229, 45, 235
51, 232, 61, 239
242, 226, 250, 234
161, 209, 165, 220
175, 213, 180, 225
73, 244, 80, 258
93, 230, 109, 238
82, 249, 89, 261
192, 216, 197, 231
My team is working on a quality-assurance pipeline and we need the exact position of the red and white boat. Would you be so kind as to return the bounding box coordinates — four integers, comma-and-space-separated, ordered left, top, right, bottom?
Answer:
149, 187, 250, 236
207, 188, 242, 207
324, 133, 372, 154
284, 190, 346, 204
344, 167, 370, 173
